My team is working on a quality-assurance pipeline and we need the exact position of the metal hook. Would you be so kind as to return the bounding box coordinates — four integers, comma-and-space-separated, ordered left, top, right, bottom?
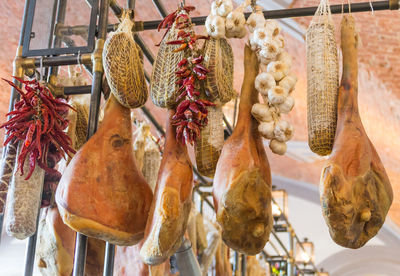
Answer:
39, 57, 44, 82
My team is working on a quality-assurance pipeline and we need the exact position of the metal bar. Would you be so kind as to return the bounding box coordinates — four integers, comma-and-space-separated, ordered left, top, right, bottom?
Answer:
110, 0, 123, 17
48, 0, 67, 77
103, 243, 116, 276
141, 1, 392, 30
73, 0, 108, 275
271, 231, 290, 257
64, 85, 92, 95
127, 0, 135, 10
241, 254, 246, 276
223, 114, 233, 135
152, 0, 168, 17
1, 0, 30, 248
140, 106, 165, 135
233, 251, 240, 275
47, 0, 59, 49
23, 208, 41, 276
134, 34, 155, 64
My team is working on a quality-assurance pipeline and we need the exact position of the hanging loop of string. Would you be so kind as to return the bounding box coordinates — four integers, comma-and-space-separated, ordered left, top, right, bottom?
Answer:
369, 0, 374, 15
251, 0, 257, 13
347, 0, 352, 13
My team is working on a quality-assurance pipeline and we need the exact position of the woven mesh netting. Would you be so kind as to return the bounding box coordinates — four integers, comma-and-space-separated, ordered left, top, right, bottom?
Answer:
142, 139, 161, 192
203, 38, 234, 104
195, 106, 224, 178
150, 11, 193, 108
103, 11, 148, 109
306, 0, 339, 156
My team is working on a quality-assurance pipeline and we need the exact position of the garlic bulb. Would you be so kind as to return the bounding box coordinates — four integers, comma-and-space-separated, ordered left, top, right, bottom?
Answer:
212, 0, 233, 17
253, 27, 270, 46
279, 73, 297, 94
274, 34, 285, 48
246, 12, 265, 33
251, 103, 273, 122
267, 61, 290, 81
276, 51, 292, 68
258, 121, 275, 139
225, 11, 246, 32
268, 86, 287, 105
206, 15, 226, 38
226, 26, 247, 38
264, 20, 281, 37
273, 120, 294, 142
259, 40, 280, 60
277, 96, 295, 114
249, 33, 259, 51
269, 139, 287, 155
255, 72, 276, 95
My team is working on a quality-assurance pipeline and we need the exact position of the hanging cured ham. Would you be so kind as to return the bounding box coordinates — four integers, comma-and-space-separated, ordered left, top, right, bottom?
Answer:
140, 110, 193, 265
213, 45, 273, 255
56, 94, 153, 246
320, 15, 393, 249
36, 205, 105, 276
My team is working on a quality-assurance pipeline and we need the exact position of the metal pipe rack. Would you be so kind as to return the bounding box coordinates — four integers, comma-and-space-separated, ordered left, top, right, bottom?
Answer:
2, 0, 398, 275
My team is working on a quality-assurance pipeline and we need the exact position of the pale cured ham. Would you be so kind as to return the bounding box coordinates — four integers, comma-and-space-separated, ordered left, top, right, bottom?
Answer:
213, 45, 273, 255
56, 94, 153, 245
320, 15, 393, 249
140, 110, 193, 265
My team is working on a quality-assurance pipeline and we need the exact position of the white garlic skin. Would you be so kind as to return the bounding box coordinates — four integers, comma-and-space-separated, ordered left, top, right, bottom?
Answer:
279, 73, 297, 93
274, 120, 294, 142
206, 15, 226, 38
211, 1, 219, 16
246, 12, 265, 33
226, 11, 246, 31
269, 139, 287, 155
268, 86, 287, 105
274, 34, 285, 48
277, 51, 292, 68
264, 20, 281, 37
249, 33, 259, 51
267, 61, 290, 81
253, 27, 270, 46
251, 103, 273, 122
255, 72, 276, 96
258, 121, 276, 139
218, 0, 233, 17
259, 39, 280, 60
277, 96, 295, 114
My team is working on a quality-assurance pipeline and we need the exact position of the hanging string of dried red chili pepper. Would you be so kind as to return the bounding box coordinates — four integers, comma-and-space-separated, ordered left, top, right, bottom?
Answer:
159, 6, 215, 145
0, 77, 75, 180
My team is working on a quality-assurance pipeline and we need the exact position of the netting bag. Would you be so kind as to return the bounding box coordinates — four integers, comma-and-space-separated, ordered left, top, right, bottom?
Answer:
195, 106, 224, 178
150, 10, 193, 108
103, 11, 148, 109
306, 0, 339, 156
142, 139, 161, 192
203, 38, 235, 104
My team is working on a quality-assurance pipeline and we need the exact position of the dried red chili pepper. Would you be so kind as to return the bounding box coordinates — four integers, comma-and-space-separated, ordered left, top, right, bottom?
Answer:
0, 77, 75, 180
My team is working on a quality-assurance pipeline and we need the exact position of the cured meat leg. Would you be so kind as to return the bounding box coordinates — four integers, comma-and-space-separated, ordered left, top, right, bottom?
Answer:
36, 205, 105, 276
213, 45, 273, 255
140, 110, 193, 265
56, 94, 153, 245
320, 15, 393, 249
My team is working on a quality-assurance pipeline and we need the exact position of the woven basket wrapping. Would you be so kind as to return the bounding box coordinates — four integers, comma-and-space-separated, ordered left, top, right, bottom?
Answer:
150, 11, 192, 108
103, 12, 148, 109
142, 140, 161, 192
306, 0, 339, 156
195, 106, 224, 178
67, 98, 89, 154
203, 38, 235, 104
